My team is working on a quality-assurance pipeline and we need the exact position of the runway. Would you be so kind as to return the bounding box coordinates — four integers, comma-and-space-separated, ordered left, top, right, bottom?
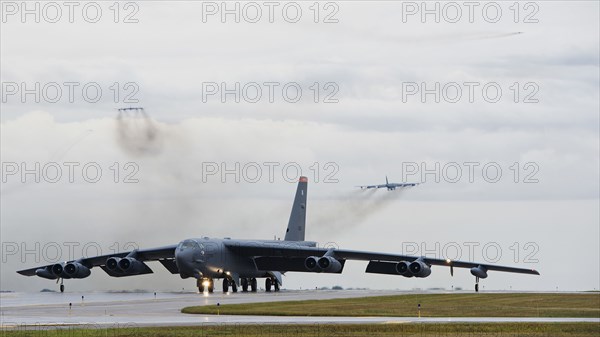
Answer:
1, 290, 598, 329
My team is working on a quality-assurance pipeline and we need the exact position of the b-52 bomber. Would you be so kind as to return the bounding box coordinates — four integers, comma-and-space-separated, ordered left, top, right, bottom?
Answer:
18, 176, 539, 293
358, 176, 420, 191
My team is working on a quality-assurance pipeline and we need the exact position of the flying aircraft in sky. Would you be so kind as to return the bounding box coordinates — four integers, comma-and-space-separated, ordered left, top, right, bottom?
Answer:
358, 176, 420, 190
18, 177, 538, 293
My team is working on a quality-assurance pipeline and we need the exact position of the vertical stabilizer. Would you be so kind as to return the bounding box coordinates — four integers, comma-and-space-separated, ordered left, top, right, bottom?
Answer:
284, 176, 308, 241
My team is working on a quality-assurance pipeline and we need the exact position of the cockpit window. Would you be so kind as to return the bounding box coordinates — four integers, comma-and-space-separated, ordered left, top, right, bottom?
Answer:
179, 240, 200, 250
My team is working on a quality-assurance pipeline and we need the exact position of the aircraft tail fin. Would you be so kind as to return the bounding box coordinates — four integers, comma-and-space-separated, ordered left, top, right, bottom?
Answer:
386, 176, 389, 185
284, 176, 308, 241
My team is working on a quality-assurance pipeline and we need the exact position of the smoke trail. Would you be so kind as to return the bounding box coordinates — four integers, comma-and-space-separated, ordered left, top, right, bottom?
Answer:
115, 108, 163, 156
310, 188, 410, 235
467, 32, 524, 40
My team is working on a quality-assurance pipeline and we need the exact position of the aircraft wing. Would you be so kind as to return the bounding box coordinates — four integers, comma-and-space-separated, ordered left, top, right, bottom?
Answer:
391, 182, 420, 187
224, 241, 539, 276
357, 184, 386, 189
17, 245, 177, 277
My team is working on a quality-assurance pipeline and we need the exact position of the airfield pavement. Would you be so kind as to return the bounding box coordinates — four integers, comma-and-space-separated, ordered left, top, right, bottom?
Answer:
1, 290, 598, 329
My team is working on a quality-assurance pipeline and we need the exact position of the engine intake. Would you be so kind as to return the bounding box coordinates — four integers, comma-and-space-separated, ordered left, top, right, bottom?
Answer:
395, 261, 412, 277
118, 257, 145, 274
304, 256, 320, 272
106, 257, 121, 271
64, 262, 91, 279
408, 260, 432, 278
51, 263, 65, 277
317, 256, 342, 273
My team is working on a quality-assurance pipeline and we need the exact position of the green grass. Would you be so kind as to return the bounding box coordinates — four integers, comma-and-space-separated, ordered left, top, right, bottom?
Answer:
182, 293, 600, 318
3, 323, 599, 337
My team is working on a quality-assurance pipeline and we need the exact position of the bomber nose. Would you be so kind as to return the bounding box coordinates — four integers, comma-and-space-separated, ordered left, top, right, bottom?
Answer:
175, 247, 198, 279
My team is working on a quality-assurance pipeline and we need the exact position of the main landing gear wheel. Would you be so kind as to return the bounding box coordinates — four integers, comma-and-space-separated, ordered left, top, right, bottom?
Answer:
208, 279, 214, 293
231, 281, 238, 293
250, 278, 257, 292
223, 279, 229, 293
241, 278, 248, 292
60, 284, 64, 293
475, 276, 480, 292
265, 278, 272, 292
197, 279, 204, 293
274, 280, 280, 292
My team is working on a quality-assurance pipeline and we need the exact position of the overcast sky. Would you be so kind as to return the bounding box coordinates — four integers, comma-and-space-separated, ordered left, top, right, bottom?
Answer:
1, 1, 598, 292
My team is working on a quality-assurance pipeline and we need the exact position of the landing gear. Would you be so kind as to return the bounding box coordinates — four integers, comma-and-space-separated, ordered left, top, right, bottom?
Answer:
265, 278, 272, 292
198, 278, 214, 293
59, 279, 64, 293
241, 278, 248, 292
223, 279, 229, 293
475, 276, 480, 292
250, 278, 257, 292
197, 279, 204, 293
222, 278, 238, 293
265, 278, 279, 292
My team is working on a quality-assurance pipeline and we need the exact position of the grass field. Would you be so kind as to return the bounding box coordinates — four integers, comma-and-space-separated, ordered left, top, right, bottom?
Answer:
3, 323, 600, 337
182, 293, 600, 318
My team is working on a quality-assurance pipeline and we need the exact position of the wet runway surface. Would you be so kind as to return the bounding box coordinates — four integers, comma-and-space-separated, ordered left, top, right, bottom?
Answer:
2, 290, 598, 328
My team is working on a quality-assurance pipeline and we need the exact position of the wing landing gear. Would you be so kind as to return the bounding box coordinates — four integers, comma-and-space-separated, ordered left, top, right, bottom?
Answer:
265, 277, 279, 292
223, 279, 229, 293
475, 276, 480, 292
241, 278, 248, 292
250, 278, 257, 292
57, 278, 64, 293
222, 278, 238, 293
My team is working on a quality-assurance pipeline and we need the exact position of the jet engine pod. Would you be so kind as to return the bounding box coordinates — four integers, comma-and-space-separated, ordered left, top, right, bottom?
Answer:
304, 256, 321, 272
118, 257, 145, 274
64, 262, 91, 279
35, 267, 58, 279
409, 260, 432, 278
395, 261, 413, 277
51, 263, 66, 277
470, 265, 488, 279
317, 256, 342, 273
106, 257, 121, 271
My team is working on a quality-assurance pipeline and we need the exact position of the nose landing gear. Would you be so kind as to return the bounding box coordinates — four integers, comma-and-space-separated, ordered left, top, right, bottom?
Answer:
197, 278, 214, 293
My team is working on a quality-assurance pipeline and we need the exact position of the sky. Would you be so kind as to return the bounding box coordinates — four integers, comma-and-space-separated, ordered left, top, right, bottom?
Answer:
0, 1, 598, 292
